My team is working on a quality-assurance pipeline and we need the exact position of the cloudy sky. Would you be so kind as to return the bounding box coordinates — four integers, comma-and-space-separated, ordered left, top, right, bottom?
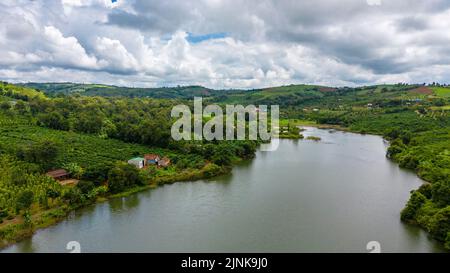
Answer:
1, 0, 450, 89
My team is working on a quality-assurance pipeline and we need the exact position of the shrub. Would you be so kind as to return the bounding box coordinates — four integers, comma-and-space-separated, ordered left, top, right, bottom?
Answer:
426, 206, 450, 242
76, 181, 95, 195
107, 162, 144, 193
63, 187, 84, 205
63, 163, 84, 179
16, 190, 34, 213
431, 181, 450, 208
401, 191, 427, 222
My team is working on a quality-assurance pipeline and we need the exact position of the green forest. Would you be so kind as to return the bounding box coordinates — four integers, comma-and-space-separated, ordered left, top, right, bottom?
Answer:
1, 81, 449, 250
0, 81, 258, 247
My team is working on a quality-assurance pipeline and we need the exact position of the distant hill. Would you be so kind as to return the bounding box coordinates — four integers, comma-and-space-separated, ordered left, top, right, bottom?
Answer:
208, 83, 434, 108
18, 82, 449, 108
20, 82, 234, 99
20, 82, 348, 107
210, 84, 329, 105
1, 81, 46, 100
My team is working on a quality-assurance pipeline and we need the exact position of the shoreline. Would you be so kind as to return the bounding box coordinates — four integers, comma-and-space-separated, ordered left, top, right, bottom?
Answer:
0, 125, 372, 251
0, 162, 232, 250
1, 124, 446, 251
0, 123, 403, 250
300, 123, 448, 251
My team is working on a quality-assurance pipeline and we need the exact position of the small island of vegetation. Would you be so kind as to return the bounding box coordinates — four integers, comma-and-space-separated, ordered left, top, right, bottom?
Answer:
306, 136, 321, 141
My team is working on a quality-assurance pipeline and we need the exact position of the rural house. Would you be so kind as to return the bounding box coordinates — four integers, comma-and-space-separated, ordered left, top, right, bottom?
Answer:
158, 157, 171, 168
46, 169, 70, 181
46, 169, 79, 186
128, 157, 145, 169
144, 154, 160, 165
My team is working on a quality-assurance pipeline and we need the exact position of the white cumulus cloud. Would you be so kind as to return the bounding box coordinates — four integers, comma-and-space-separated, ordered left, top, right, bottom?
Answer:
1, 0, 450, 88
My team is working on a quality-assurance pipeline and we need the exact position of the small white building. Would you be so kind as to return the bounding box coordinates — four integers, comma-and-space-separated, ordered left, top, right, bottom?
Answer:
128, 157, 145, 169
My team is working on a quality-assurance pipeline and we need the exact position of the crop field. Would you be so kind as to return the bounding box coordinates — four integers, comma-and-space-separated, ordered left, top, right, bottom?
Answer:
431, 87, 450, 97
0, 114, 178, 173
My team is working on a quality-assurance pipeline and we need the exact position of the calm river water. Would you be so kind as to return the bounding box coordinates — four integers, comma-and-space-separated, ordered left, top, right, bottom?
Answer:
3, 127, 444, 252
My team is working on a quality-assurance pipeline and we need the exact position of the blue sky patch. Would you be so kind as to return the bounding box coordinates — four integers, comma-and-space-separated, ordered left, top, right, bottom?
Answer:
187, 32, 227, 43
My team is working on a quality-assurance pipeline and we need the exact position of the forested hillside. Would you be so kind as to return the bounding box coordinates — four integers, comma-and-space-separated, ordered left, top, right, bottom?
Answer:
1, 81, 450, 250
274, 84, 450, 249
0, 82, 257, 247
21, 82, 243, 99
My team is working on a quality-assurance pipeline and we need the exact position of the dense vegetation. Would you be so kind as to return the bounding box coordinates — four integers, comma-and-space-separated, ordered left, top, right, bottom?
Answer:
21, 82, 244, 99
0, 82, 258, 247
1, 81, 449, 250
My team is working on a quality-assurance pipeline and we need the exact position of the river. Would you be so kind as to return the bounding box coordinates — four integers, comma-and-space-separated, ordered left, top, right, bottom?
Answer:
3, 127, 444, 252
